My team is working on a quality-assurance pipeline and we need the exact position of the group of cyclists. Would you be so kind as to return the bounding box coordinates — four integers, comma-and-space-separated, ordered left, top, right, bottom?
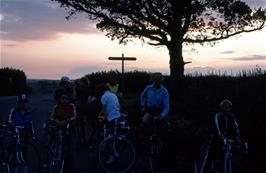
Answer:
2, 72, 245, 173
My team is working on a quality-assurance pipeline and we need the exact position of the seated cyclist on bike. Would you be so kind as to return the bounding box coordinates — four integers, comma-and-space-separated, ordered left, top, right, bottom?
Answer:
50, 91, 77, 172
97, 84, 122, 164
140, 72, 170, 139
209, 99, 241, 168
8, 93, 34, 137
7, 93, 34, 170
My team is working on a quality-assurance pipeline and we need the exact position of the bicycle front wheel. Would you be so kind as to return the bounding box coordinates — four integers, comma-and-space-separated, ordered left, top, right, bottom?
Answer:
98, 136, 136, 173
48, 142, 64, 173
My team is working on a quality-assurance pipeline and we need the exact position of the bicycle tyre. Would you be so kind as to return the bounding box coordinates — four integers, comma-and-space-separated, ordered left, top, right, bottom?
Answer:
98, 136, 136, 173
148, 139, 164, 173
48, 142, 64, 173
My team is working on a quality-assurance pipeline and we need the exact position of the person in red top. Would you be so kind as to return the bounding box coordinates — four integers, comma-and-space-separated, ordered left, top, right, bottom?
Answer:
50, 92, 77, 173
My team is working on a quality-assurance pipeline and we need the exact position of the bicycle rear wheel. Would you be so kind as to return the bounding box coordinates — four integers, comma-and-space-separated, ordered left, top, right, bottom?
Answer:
48, 142, 64, 173
148, 139, 164, 173
98, 136, 136, 173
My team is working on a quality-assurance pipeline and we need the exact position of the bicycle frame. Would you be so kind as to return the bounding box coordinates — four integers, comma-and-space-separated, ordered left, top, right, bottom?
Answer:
15, 126, 27, 166
223, 139, 236, 173
49, 123, 70, 173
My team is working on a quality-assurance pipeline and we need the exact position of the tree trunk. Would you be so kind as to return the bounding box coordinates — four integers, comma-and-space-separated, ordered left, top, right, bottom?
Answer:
168, 42, 184, 79
167, 37, 184, 105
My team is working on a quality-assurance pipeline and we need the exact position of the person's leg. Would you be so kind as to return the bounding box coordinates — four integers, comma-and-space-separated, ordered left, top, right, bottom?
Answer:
139, 113, 152, 158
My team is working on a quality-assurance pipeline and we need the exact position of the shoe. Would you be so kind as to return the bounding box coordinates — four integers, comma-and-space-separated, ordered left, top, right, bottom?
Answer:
106, 155, 114, 164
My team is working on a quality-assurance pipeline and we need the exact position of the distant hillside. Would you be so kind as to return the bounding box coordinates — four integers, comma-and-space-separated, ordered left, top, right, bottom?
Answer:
27, 79, 59, 95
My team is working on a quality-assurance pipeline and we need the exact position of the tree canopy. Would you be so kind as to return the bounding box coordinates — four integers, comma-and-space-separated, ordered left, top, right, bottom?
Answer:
53, 0, 265, 78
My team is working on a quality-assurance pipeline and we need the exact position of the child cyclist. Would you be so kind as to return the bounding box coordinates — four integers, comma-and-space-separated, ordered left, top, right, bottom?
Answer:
7, 93, 34, 173
50, 91, 78, 173
97, 84, 122, 164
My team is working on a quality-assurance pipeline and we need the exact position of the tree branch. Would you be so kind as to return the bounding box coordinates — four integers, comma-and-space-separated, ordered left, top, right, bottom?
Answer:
184, 22, 265, 43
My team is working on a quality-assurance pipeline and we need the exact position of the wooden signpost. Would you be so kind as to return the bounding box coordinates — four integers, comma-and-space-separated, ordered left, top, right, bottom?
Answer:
108, 54, 137, 91
108, 53, 137, 75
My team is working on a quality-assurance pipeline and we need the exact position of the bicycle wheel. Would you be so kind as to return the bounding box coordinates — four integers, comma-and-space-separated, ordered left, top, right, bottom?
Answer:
98, 136, 136, 173
0, 162, 9, 173
224, 155, 232, 173
48, 142, 64, 173
148, 139, 164, 173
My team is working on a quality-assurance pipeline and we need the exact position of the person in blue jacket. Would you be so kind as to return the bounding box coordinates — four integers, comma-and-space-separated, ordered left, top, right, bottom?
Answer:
7, 93, 34, 172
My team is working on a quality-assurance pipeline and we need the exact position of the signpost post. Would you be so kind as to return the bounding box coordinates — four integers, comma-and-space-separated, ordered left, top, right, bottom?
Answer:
108, 54, 137, 91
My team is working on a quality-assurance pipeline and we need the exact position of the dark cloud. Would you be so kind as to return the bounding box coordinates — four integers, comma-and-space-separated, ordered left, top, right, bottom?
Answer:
0, 0, 99, 41
220, 50, 235, 54
3, 44, 18, 47
1, 0, 264, 41
232, 55, 266, 61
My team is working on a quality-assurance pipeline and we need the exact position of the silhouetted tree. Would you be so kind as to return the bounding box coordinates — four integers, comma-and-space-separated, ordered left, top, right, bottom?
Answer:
0, 67, 27, 95
53, 0, 265, 82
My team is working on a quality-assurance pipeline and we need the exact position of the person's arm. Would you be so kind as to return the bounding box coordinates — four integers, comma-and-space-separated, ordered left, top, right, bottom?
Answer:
50, 106, 60, 124
66, 104, 77, 123
98, 95, 107, 122
116, 83, 123, 98
8, 108, 16, 126
160, 89, 170, 118
28, 115, 35, 136
233, 115, 241, 141
140, 86, 149, 107
99, 104, 107, 117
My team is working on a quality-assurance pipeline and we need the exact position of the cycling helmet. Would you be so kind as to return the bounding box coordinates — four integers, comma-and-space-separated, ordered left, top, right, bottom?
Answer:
60, 76, 73, 87
60, 76, 71, 83
17, 93, 29, 103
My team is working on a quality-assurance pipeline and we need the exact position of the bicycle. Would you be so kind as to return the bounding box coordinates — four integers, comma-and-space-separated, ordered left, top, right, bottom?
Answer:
98, 114, 136, 173
147, 116, 165, 173
0, 124, 40, 173
223, 139, 247, 173
48, 122, 70, 173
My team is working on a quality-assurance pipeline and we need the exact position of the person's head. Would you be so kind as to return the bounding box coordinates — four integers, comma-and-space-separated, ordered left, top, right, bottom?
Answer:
108, 72, 118, 86
16, 93, 29, 110
60, 76, 72, 88
80, 76, 90, 88
151, 72, 164, 88
58, 93, 70, 106
96, 83, 110, 97
220, 99, 232, 115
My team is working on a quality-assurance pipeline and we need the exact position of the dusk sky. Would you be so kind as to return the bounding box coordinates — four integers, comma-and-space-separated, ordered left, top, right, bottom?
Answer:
0, 0, 265, 79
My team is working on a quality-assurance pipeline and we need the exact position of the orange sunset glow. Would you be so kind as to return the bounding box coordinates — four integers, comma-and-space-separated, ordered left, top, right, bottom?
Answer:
1, 0, 265, 79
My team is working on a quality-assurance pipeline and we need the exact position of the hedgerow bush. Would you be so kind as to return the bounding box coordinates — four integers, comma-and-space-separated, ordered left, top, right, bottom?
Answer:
83, 70, 266, 162
0, 67, 27, 96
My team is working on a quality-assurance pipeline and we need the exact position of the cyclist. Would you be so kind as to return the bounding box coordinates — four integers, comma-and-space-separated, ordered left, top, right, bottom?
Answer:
54, 76, 75, 103
74, 76, 91, 145
97, 84, 121, 123
97, 84, 121, 164
50, 91, 77, 173
7, 93, 34, 172
208, 99, 241, 171
139, 72, 170, 140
